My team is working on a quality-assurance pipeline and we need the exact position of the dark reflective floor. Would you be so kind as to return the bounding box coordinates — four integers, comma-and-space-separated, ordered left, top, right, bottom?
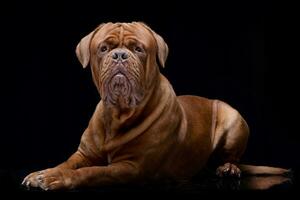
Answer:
0, 168, 297, 194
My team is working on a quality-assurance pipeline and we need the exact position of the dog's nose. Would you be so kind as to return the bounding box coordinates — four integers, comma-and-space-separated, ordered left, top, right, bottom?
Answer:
112, 50, 129, 60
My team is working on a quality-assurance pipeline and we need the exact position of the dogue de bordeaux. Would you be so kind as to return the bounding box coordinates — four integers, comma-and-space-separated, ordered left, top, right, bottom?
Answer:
22, 22, 289, 190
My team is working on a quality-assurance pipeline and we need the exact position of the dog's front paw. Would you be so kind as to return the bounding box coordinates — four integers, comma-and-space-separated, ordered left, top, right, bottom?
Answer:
22, 168, 77, 191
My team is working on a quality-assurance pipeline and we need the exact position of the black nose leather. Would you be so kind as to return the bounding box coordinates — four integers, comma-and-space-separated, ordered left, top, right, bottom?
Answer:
112, 50, 129, 60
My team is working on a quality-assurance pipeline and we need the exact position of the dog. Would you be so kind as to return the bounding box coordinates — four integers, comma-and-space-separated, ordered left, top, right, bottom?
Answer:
22, 22, 289, 190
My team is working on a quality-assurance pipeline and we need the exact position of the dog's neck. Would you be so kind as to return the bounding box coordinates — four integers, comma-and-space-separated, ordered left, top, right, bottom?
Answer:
102, 73, 161, 129
101, 74, 177, 148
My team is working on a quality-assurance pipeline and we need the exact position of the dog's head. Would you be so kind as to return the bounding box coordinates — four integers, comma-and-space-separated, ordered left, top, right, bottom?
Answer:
76, 22, 168, 108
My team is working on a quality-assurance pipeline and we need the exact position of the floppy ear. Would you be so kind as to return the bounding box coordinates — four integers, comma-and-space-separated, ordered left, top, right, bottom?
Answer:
137, 22, 169, 68
76, 23, 105, 68
151, 31, 169, 68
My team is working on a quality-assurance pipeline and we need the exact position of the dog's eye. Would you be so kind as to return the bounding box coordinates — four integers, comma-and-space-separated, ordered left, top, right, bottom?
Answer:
135, 46, 143, 53
100, 46, 108, 52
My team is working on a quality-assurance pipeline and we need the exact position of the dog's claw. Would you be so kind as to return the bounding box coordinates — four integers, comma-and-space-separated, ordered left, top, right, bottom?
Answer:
25, 180, 31, 190
230, 168, 235, 175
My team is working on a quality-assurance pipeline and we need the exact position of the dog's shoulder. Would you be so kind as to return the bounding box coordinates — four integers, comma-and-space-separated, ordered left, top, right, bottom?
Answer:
177, 95, 215, 121
177, 95, 214, 107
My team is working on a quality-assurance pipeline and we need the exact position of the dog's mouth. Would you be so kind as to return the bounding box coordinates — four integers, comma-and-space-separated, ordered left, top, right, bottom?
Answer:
110, 72, 131, 97
101, 64, 144, 108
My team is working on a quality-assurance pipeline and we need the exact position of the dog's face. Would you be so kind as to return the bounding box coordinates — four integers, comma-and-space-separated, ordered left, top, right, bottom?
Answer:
76, 22, 168, 108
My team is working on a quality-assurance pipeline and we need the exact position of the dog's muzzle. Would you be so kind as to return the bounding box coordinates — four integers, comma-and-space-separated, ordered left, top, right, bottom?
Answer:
100, 49, 144, 108
109, 72, 131, 102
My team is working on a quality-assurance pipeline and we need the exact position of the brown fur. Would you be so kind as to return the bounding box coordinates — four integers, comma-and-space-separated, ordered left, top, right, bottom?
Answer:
22, 22, 288, 191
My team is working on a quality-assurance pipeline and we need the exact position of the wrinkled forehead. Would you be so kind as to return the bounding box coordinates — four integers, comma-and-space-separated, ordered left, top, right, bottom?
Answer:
92, 22, 155, 47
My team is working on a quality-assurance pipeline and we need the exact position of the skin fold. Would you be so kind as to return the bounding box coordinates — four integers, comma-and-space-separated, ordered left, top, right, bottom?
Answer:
22, 22, 257, 190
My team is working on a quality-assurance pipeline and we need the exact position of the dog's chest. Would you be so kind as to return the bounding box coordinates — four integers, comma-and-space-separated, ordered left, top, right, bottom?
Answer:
105, 147, 122, 164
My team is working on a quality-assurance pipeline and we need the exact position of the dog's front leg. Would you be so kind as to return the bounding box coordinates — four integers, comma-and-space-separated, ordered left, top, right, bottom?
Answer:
22, 162, 139, 190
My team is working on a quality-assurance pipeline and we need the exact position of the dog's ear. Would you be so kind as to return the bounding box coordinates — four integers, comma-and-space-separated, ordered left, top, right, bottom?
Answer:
76, 23, 105, 68
152, 32, 169, 68
137, 22, 169, 68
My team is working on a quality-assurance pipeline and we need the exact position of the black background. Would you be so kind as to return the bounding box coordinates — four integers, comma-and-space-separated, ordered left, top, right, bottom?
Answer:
0, 0, 299, 189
